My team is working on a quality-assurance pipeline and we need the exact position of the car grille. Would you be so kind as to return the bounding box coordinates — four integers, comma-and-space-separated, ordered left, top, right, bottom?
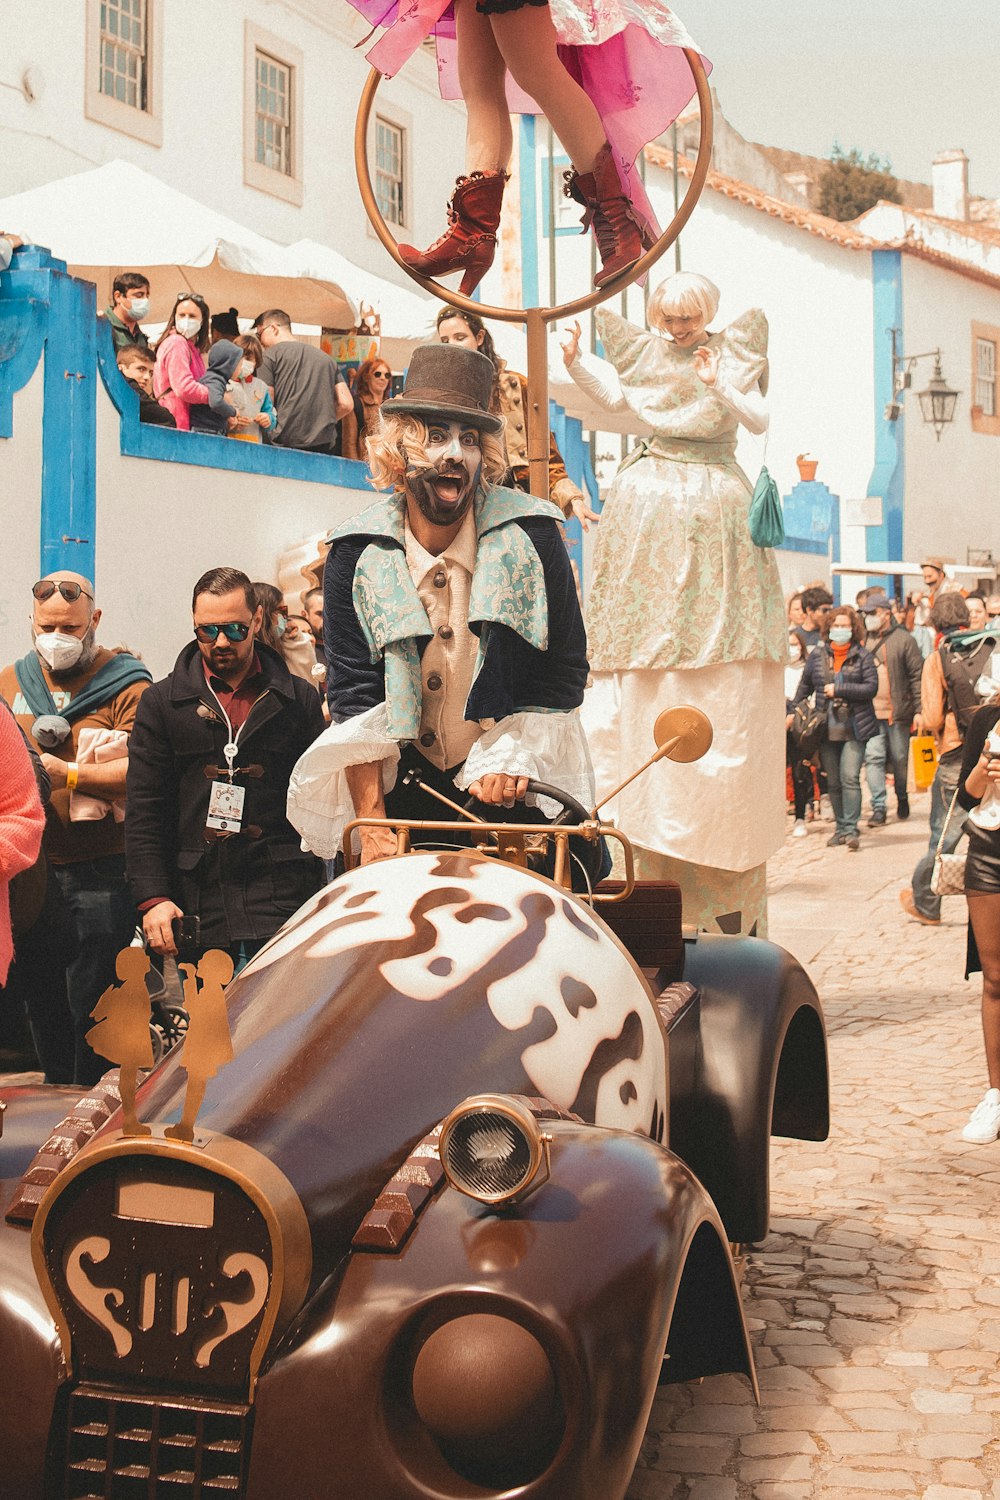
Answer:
63, 1384, 251, 1498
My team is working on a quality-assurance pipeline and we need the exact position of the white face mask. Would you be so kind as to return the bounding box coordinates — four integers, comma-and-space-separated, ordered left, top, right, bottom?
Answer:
35, 630, 85, 672
239, 359, 255, 379
175, 315, 202, 338
127, 297, 150, 321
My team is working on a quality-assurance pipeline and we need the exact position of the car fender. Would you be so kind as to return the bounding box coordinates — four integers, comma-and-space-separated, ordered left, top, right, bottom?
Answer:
247, 1120, 755, 1500
670, 933, 829, 1244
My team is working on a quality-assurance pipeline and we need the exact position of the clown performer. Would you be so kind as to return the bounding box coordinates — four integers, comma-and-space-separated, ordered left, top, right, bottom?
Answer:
286, 342, 599, 881
561, 272, 787, 935
348, 0, 708, 291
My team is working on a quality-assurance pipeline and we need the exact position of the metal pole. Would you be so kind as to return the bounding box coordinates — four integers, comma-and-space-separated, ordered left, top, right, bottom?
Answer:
672, 122, 682, 272
526, 307, 550, 500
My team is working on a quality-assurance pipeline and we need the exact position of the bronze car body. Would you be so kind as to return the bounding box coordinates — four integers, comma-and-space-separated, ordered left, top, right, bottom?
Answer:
0, 850, 827, 1500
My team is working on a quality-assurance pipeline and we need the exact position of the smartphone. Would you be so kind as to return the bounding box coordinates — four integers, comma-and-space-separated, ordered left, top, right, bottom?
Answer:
171, 915, 201, 952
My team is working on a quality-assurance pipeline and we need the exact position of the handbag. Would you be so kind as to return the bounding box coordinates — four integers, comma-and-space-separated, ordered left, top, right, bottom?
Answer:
790, 697, 826, 760
930, 787, 967, 896
748, 465, 785, 548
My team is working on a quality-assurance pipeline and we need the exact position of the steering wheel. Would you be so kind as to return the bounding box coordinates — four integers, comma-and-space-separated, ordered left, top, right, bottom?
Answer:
463, 780, 604, 889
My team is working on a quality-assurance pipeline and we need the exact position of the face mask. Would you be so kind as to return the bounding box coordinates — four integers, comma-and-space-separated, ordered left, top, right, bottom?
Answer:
829, 627, 852, 646
788, 645, 802, 662
274, 614, 287, 637
239, 359, 255, 379
863, 613, 880, 630
35, 630, 85, 672
175, 316, 202, 338
128, 297, 150, 321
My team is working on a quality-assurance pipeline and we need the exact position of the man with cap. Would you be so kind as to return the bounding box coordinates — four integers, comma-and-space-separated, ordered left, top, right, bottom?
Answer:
921, 557, 961, 608
287, 342, 595, 874
0, 571, 151, 1083
861, 589, 924, 825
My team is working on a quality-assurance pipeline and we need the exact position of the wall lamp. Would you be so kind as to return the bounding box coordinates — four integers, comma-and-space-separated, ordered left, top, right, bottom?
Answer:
885, 328, 960, 440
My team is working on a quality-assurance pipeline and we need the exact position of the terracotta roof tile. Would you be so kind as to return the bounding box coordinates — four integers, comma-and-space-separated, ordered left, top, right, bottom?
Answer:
643, 147, 1000, 291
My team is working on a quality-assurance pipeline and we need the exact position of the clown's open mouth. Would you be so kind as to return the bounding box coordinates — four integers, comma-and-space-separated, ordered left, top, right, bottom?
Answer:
431, 470, 468, 504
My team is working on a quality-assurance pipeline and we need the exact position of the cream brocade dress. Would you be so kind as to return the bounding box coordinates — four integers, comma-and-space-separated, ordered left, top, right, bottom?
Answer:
573, 308, 787, 936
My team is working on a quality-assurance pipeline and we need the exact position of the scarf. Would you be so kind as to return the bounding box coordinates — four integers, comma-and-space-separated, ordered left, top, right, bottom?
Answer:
14, 650, 152, 747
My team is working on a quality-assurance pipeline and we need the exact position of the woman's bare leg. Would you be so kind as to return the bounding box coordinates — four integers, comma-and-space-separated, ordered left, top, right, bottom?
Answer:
967, 893, 1000, 1088
455, 0, 513, 172
489, 5, 605, 171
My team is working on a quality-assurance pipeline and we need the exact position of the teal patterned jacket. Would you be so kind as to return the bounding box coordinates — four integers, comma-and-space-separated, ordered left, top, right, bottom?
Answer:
323, 487, 589, 740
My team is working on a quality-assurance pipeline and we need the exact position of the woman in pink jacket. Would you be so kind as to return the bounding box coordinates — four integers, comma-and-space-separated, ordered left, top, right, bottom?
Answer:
153, 293, 212, 430
0, 702, 45, 987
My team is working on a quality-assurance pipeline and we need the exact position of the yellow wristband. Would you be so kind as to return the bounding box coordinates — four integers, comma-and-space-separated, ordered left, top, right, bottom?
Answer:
66, 762, 79, 792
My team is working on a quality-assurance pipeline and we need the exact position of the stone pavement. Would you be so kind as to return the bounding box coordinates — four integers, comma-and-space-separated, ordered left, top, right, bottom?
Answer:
628, 790, 1000, 1500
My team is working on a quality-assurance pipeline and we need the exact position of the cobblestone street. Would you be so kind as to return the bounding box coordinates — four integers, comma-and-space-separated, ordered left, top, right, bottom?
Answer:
629, 791, 1000, 1500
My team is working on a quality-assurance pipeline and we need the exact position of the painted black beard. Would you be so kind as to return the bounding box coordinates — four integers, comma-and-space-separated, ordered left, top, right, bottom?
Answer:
405, 461, 479, 528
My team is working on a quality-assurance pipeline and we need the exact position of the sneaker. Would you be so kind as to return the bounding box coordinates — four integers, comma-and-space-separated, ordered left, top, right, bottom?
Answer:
961, 1088, 1000, 1143
792, 820, 809, 838
899, 888, 941, 926
897, 795, 910, 820
845, 835, 861, 851
867, 809, 887, 827
826, 832, 846, 847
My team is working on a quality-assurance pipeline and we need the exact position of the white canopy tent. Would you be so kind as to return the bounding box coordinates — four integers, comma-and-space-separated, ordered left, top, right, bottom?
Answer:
0, 160, 357, 329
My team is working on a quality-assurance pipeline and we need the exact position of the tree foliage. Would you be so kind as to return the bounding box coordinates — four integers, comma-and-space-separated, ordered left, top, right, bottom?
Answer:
817, 145, 902, 222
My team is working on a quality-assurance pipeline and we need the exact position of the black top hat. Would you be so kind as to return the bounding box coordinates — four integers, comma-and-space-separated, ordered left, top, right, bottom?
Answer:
382, 343, 502, 433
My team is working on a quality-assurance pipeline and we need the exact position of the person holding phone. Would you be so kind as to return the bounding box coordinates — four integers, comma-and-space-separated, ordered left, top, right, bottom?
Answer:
125, 567, 325, 974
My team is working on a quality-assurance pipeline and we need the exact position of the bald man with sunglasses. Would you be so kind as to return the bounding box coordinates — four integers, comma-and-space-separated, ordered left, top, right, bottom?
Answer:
125, 566, 324, 974
0, 570, 152, 1084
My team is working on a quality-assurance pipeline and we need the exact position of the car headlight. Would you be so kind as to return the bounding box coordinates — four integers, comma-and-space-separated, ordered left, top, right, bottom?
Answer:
439, 1095, 550, 1206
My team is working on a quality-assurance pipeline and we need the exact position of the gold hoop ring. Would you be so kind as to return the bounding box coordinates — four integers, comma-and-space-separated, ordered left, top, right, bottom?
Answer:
354, 48, 713, 326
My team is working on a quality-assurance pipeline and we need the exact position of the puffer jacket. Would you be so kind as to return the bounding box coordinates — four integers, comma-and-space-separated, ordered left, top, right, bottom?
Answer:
793, 642, 879, 743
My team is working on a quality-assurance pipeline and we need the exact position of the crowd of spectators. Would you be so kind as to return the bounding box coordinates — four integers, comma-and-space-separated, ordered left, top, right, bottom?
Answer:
0, 563, 329, 1085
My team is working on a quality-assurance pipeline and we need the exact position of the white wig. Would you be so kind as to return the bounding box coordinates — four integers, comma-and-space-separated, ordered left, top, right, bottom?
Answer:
647, 272, 721, 332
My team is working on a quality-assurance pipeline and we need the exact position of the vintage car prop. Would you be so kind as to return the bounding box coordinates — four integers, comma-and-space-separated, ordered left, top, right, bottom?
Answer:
0, 709, 828, 1500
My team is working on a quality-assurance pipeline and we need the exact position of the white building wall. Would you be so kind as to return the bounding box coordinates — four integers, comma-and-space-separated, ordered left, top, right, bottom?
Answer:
901, 255, 1000, 568
2, 1, 465, 300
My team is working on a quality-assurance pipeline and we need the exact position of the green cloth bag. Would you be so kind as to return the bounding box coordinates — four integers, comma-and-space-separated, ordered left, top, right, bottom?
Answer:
748, 465, 785, 548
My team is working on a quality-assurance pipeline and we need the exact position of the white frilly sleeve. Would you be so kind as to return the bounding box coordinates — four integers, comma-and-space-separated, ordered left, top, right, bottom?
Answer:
455, 710, 596, 818
566, 351, 629, 414
712, 374, 769, 436
286, 703, 400, 860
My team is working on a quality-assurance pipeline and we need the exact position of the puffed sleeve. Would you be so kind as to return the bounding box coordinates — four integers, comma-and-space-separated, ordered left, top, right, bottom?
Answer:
594, 308, 660, 387
718, 308, 769, 395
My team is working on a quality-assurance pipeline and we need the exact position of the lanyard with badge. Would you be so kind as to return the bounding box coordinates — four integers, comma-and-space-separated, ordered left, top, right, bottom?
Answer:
203, 680, 266, 835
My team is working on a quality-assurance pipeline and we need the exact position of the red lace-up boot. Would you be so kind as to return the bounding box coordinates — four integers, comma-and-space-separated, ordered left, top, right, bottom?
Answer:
564, 144, 652, 287
398, 169, 508, 296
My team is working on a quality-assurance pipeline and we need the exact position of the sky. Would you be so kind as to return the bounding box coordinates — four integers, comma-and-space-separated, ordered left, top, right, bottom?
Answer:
686, 1, 1000, 201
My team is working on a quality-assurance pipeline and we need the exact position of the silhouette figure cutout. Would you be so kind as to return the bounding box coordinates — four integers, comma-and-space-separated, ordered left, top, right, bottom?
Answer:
165, 950, 235, 1142
86, 948, 154, 1136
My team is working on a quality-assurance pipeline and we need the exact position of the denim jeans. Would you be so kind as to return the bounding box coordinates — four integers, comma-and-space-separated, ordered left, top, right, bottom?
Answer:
911, 757, 964, 919
820, 737, 866, 837
51, 854, 138, 1086
864, 720, 912, 814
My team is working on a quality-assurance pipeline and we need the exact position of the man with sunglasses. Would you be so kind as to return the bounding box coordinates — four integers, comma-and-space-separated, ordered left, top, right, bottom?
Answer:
125, 567, 324, 973
0, 571, 152, 1085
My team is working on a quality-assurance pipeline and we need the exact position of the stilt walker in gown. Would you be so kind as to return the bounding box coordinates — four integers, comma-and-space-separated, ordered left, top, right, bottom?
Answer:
562, 273, 787, 936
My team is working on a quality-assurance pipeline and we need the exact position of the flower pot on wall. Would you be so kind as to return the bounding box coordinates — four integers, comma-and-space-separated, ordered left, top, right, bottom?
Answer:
796, 453, 818, 482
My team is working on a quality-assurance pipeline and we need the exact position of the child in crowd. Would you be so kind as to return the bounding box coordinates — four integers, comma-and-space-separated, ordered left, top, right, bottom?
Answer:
225, 333, 279, 443
189, 339, 241, 436
116, 347, 176, 427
